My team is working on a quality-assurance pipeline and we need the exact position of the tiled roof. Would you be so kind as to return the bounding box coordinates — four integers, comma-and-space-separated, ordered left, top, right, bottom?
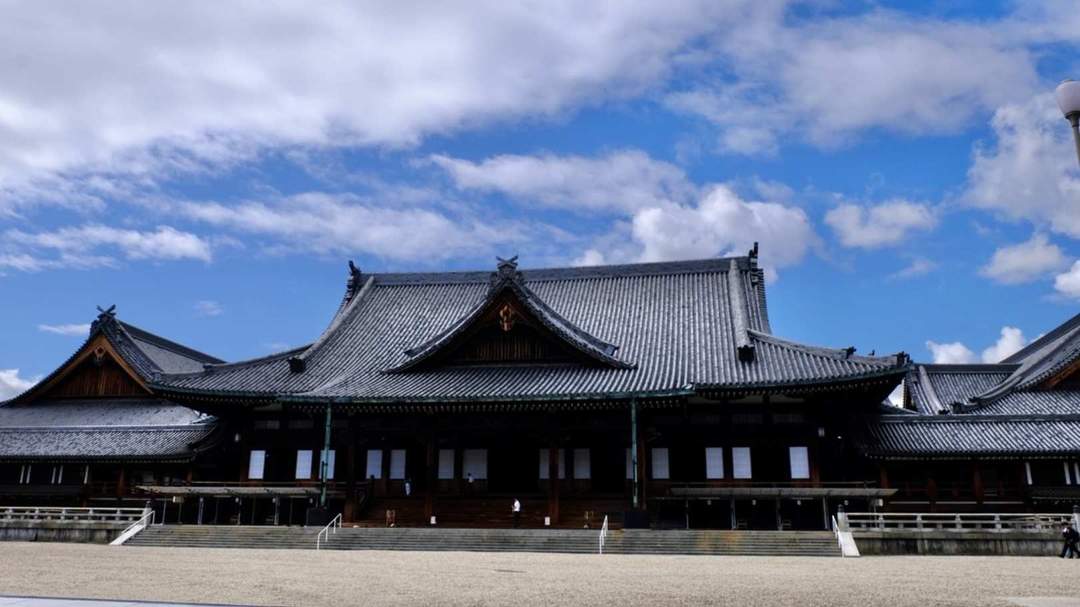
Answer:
0, 398, 218, 461
861, 415, 1080, 458
907, 365, 1015, 415
0, 425, 218, 461
157, 256, 908, 403
0, 399, 208, 428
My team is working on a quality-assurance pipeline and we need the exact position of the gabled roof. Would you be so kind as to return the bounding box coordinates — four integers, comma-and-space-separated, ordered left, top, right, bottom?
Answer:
384, 256, 633, 373
6, 307, 223, 404
156, 253, 908, 404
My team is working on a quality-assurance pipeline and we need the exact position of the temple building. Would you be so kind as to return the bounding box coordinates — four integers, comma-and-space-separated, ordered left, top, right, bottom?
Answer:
2, 250, 1077, 529
862, 313, 1080, 512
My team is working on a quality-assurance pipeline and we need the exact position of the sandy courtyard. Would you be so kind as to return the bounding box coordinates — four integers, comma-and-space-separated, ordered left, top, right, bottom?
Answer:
1, 543, 1079, 606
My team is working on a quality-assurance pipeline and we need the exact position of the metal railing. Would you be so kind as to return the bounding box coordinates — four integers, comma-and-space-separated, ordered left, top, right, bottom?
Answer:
315, 513, 343, 550
110, 508, 155, 546
598, 515, 609, 555
846, 512, 1075, 533
0, 507, 147, 524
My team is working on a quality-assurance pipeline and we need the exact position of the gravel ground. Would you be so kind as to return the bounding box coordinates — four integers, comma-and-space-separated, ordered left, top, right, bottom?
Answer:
1, 543, 1079, 607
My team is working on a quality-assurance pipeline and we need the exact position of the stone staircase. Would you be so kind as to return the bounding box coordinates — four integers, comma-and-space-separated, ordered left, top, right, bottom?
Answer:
125, 525, 841, 556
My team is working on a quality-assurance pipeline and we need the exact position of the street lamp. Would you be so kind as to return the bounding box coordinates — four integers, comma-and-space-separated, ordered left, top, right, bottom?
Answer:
1055, 79, 1080, 167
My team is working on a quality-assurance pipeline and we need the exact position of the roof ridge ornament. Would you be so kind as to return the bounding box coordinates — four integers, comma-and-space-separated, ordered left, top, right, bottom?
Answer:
492, 255, 521, 287
345, 261, 363, 301
91, 304, 118, 332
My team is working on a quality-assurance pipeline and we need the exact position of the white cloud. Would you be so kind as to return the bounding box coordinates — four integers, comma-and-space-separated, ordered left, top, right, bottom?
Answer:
925, 340, 977, 364
182, 192, 546, 263
669, 10, 1040, 154
889, 258, 937, 281
824, 200, 936, 249
926, 325, 1030, 364
981, 326, 1027, 363
0, 369, 39, 401
1055, 261, 1080, 300
37, 323, 91, 336
0, 1, 738, 210
631, 185, 814, 276
194, 300, 224, 317
3, 225, 212, 268
430, 151, 696, 213
980, 233, 1071, 285
966, 94, 1080, 238
434, 151, 816, 275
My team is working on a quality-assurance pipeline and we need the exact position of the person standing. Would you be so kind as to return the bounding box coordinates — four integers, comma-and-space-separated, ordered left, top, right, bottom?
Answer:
1061, 522, 1078, 558
512, 498, 521, 528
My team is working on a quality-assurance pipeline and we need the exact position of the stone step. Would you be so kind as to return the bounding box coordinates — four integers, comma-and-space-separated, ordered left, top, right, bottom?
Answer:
127, 525, 840, 556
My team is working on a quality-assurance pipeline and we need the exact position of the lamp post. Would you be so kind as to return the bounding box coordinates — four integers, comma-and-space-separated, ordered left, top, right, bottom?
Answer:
1055, 79, 1080, 167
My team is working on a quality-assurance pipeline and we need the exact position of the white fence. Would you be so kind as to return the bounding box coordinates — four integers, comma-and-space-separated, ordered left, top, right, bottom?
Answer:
844, 512, 1078, 533
0, 507, 148, 525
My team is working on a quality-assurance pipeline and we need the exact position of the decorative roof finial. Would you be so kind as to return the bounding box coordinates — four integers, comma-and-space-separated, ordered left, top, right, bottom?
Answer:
90, 304, 117, 332
345, 260, 363, 300
492, 255, 521, 286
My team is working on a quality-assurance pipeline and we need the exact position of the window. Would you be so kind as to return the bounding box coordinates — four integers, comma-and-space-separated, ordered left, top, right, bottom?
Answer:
705, 448, 725, 479
625, 448, 634, 480
248, 450, 266, 480
789, 446, 810, 480
318, 450, 336, 480
50, 465, 63, 485
651, 448, 670, 480
463, 449, 488, 480
253, 420, 280, 430
389, 449, 407, 480
365, 449, 383, 479
18, 464, 31, 484
1066, 461, 1073, 485
540, 449, 566, 480
1025, 461, 1033, 485
295, 450, 313, 480
573, 448, 591, 480
287, 419, 314, 430
732, 447, 752, 479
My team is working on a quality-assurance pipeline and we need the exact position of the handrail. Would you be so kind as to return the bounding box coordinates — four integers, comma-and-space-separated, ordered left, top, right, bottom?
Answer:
315, 513, 343, 550
110, 508, 155, 546
1, 506, 147, 524
598, 515, 609, 555
845, 512, 1073, 533
832, 514, 860, 557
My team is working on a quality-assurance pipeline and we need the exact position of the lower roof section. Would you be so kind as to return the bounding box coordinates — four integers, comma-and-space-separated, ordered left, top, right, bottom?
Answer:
0, 425, 219, 462
859, 415, 1080, 459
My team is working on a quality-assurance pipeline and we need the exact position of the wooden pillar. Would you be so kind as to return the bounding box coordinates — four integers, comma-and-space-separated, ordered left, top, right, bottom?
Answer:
927, 476, 938, 512
344, 427, 357, 522
116, 467, 126, 499
879, 464, 890, 490
424, 436, 436, 522
548, 442, 560, 525
973, 461, 984, 505
635, 406, 647, 509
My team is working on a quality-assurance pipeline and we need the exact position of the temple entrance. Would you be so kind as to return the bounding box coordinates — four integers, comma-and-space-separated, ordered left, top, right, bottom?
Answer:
591, 446, 625, 493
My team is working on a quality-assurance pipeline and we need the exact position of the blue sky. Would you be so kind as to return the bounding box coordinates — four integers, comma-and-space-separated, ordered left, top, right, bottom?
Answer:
1, 1, 1079, 397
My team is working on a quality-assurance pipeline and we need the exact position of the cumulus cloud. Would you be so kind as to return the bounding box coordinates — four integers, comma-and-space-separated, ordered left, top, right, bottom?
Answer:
0, 1, 738, 210
37, 323, 91, 336
981, 326, 1027, 363
926, 326, 1029, 364
434, 151, 815, 275
1055, 261, 1080, 300
926, 340, 977, 364
430, 151, 696, 213
669, 9, 1040, 154
980, 233, 1071, 284
824, 200, 936, 249
3, 225, 212, 269
966, 94, 1080, 238
0, 369, 39, 401
631, 185, 813, 274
